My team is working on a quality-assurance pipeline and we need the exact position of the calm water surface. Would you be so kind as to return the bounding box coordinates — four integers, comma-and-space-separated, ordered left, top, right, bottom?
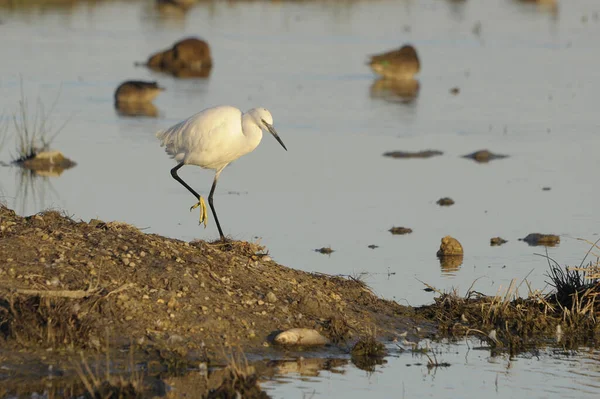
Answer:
1, 0, 600, 396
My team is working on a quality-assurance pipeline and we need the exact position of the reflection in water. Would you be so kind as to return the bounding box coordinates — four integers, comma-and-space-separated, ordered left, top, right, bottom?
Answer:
513, 0, 559, 16
155, 0, 196, 16
267, 357, 348, 379
13, 166, 62, 215
446, 0, 467, 21
370, 78, 420, 104
439, 255, 464, 275
115, 101, 160, 117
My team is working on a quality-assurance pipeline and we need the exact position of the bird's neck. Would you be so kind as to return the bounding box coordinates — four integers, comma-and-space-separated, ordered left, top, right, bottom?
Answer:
241, 113, 263, 151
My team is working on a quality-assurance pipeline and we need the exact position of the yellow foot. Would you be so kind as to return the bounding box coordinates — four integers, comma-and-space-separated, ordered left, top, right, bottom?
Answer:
190, 196, 208, 228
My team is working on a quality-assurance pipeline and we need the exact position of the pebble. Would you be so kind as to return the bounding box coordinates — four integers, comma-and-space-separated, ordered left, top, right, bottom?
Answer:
266, 292, 278, 303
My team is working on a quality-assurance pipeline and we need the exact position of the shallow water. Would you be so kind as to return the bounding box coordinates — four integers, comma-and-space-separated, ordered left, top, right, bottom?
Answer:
1, 0, 600, 396
263, 341, 600, 399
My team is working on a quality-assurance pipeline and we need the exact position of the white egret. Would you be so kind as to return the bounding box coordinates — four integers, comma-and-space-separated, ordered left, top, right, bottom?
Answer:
156, 105, 287, 241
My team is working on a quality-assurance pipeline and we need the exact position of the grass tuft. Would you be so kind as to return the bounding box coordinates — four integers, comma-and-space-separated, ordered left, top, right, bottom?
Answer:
10, 80, 68, 164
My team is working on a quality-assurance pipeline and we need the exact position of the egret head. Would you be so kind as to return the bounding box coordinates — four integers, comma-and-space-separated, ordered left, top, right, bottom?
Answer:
248, 107, 287, 151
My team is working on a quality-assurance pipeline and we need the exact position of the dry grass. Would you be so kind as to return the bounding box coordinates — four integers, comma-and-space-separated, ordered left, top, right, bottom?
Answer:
350, 327, 387, 372
11, 81, 68, 163
0, 294, 95, 348
205, 347, 270, 399
73, 339, 146, 399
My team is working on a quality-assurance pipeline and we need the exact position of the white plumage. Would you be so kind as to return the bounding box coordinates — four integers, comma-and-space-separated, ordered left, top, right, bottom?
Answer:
156, 105, 287, 240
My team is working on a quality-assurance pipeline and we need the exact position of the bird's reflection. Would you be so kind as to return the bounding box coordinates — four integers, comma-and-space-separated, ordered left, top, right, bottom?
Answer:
369, 78, 420, 104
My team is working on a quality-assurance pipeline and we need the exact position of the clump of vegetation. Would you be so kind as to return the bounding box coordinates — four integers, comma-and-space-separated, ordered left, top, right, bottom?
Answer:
10, 83, 68, 164
0, 294, 95, 349
418, 242, 600, 354
322, 316, 352, 344
350, 330, 387, 372
74, 346, 147, 399
206, 349, 270, 399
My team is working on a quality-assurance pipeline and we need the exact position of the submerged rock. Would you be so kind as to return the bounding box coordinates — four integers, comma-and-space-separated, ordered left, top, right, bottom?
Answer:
273, 328, 329, 346
436, 197, 455, 206
462, 149, 508, 163
315, 247, 334, 255
114, 80, 164, 117
490, 237, 508, 246
436, 235, 463, 256
114, 81, 164, 104
383, 150, 443, 159
368, 44, 420, 80
389, 227, 413, 235
520, 233, 560, 247
139, 37, 212, 78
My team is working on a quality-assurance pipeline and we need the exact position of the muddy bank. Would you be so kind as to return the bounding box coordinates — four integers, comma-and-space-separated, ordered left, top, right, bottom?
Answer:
0, 205, 427, 370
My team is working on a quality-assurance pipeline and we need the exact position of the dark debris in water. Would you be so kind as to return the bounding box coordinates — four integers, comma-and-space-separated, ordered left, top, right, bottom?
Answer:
490, 237, 508, 246
367, 244, 379, 249
520, 233, 560, 247
383, 150, 443, 159
389, 227, 413, 235
436, 197, 455, 206
315, 246, 334, 255
462, 149, 508, 163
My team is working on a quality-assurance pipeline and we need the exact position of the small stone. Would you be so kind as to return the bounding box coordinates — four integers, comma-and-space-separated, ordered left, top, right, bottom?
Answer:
258, 300, 265, 306
266, 292, 278, 303
122, 258, 130, 266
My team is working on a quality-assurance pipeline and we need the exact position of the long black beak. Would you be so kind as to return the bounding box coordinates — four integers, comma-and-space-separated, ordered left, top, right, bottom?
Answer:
263, 120, 287, 151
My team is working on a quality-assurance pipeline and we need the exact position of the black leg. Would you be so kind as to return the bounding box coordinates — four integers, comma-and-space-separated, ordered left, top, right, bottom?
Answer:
208, 172, 225, 240
170, 162, 201, 199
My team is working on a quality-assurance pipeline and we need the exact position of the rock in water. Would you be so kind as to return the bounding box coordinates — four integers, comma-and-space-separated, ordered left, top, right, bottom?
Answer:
437, 235, 463, 256
273, 328, 329, 346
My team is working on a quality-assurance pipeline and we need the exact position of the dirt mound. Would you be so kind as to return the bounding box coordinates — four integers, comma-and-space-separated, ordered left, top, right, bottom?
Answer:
0, 205, 423, 360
